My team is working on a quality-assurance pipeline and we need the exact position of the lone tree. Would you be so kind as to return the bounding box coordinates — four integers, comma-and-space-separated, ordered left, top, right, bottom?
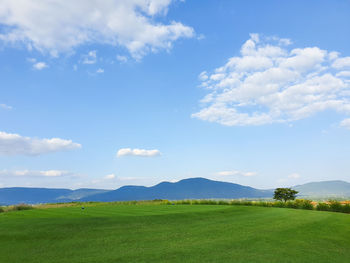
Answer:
273, 188, 298, 202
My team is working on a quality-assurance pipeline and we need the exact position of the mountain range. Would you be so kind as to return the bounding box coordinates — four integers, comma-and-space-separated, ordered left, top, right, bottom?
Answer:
294, 180, 350, 198
1, 178, 349, 205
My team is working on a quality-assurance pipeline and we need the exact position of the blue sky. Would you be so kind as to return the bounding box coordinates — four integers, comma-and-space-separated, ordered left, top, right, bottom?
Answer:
1, 0, 350, 189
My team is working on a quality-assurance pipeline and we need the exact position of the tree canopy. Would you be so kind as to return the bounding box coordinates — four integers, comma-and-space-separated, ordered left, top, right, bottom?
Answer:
273, 188, 298, 202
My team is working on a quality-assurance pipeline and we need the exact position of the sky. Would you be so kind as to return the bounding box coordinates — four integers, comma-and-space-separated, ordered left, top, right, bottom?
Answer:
1, 0, 350, 190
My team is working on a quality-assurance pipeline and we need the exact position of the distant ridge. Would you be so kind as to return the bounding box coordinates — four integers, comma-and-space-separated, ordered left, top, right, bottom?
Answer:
80, 177, 273, 202
1, 178, 350, 205
295, 180, 350, 197
0, 188, 108, 205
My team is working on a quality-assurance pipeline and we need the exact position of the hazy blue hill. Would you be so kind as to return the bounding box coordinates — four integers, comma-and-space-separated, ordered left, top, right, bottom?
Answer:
0, 187, 72, 205
295, 180, 350, 197
2, 179, 350, 205
56, 189, 109, 202
0, 188, 109, 205
80, 177, 273, 201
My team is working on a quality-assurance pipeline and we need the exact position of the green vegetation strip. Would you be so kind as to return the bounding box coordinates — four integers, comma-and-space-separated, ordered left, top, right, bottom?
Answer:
1, 203, 350, 263
169, 199, 350, 214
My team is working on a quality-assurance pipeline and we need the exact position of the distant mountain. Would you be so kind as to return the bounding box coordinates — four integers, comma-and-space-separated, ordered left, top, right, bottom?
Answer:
0, 188, 108, 205
80, 178, 273, 202
2, 179, 350, 205
55, 189, 109, 202
294, 180, 350, 198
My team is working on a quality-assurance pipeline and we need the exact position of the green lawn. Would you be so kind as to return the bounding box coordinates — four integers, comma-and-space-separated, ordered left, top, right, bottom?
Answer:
1, 204, 350, 263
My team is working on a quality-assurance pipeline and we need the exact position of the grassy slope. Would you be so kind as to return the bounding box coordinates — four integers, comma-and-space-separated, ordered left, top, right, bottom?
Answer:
0, 204, 350, 263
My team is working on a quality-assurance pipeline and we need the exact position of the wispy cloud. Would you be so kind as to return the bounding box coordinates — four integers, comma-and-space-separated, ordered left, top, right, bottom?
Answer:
288, 173, 301, 179
82, 50, 97, 64
117, 148, 161, 157
0, 104, 12, 110
278, 173, 302, 185
340, 118, 350, 130
116, 55, 128, 63
0, 169, 71, 177
215, 170, 257, 177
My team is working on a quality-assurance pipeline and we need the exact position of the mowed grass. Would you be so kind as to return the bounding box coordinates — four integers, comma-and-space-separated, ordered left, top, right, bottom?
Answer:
1, 204, 350, 263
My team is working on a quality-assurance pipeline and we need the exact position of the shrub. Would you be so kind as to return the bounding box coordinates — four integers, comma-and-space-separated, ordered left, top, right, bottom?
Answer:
0, 207, 4, 213
342, 204, 350, 213
241, 201, 253, 206
13, 204, 33, 211
316, 202, 330, 211
329, 201, 343, 212
286, 201, 298, 209
272, 201, 286, 208
217, 200, 229, 205
300, 200, 314, 210
199, 200, 219, 205
229, 200, 243, 206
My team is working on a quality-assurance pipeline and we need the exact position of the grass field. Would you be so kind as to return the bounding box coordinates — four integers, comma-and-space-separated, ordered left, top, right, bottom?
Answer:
1, 204, 350, 263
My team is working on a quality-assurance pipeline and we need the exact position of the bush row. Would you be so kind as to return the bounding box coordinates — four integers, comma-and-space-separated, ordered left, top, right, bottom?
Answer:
167, 199, 350, 214
316, 201, 350, 213
0, 204, 34, 213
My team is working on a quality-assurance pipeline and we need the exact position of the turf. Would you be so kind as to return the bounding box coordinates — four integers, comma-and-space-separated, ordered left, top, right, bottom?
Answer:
1, 204, 350, 263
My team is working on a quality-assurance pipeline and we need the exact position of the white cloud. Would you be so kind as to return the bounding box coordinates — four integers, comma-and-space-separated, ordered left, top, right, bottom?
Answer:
116, 176, 141, 181
117, 148, 161, 157
0, 103, 12, 110
0, 0, 194, 59
0, 169, 71, 177
116, 55, 128, 63
198, 71, 208, 81
332, 57, 350, 69
197, 34, 205, 40
96, 68, 104, 73
0, 131, 81, 156
193, 34, 350, 127
82, 50, 97, 64
104, 173, 116, 180
288, 173, 301, 179
340, 118, 350, 130
336, 71, 350, 78
216, 170, 256, 177
33, 62, 48, 70
278, 173, 301, 185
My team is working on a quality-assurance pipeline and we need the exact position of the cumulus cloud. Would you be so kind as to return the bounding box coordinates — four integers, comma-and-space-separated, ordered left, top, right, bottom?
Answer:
0, 103, 12, 110
0, 169, 71, 177
96, 68, 104, 73
193, 34, 350, 127
104, 173, 116, 180
117, 148, 161, 157
216, 170, 257, 177
27, 58, 48, 70
33, 62, 48, 70
0, 0, 194, 59
0, 131, 81, 156
332, 57, 350, 69
340, 118, 350, 130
